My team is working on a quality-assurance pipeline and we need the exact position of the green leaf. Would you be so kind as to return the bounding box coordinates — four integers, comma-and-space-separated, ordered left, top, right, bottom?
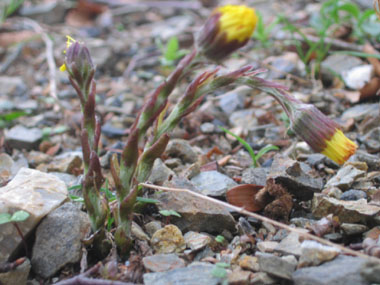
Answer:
215, 235, 225, 243
256, 145, 279, 161
136, 197, 159, 204
211, 266, 227, 278
10, 210, 29, 222
159, 209, 181, 217
0, 111, 27, 122
0, 213, 12, 225
165, 37, 179, 61
68, 184, 82, 191
70, 195, 84, 203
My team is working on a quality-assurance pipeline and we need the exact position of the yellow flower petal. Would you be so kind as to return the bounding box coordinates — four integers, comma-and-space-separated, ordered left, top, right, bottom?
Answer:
321, 129, 357, 165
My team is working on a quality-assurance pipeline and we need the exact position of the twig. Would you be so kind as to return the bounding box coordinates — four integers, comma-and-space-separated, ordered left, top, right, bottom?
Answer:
140, 183, 380, 262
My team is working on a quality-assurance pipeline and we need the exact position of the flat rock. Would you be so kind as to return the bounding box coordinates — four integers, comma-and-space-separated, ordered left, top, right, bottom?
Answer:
298, 240, 340, 268
165, 139, 197, 163
149, 158, 176, 185
190, 170, 237, 196
143, 262, 222, 285
325, 165, 366, 190
257, 241, 279, 253
156, 182, 235, 234
250, 272, 278, 285
32, 202, 90, 278
241, 167, 269, 186
0, 258, 31, 285
37, 152, 82, 175
292, 255, 369, 285
0, 168, 68, 262
312, 194, 380, 224
239, 256, 260, 272
341, 223, 368, 235
142, 254, 186, 273
274, 232, 303, 257
268, 155, 323, 200
184, 231, 212, 251
5, 125, 43, 150
257, 252, 297, 280
151, 225, 186, 254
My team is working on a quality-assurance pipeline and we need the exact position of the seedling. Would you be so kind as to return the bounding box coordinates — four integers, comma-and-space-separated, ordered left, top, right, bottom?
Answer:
219, 126, 279, 167
159, 210, 181, 218
252, 12, 280, 48
157, 36, 188, 66
215, 235, 225, 243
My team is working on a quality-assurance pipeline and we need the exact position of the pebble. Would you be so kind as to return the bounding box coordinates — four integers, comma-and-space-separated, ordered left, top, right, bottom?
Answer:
200, 122, 215, 133
312, 193, 380, 224
322, 187, 343, 199
151, 225, 186, 254
132, 221, 150, 241
362, 127, 380, 152
341, 223, 368, 235
298, 240, 340, 268
165, 139, 197, 163
0, 258, 31, 285
218, 86, 248, 115
257, 241, 279, 253
241, 167, 269, 186
325, 165, 366, 190
274, 232, 304, 257
190, 170, 237, 196
5, 125, 43, 150
142, 254, 186, 272
0, 153, 15, 184
239, 255, 260, 272
143, 262, 222, 285
292, 255, 368, 285
37, 151, 82, 174
228, 269, 252, 284
257, 252, 297, 280
250, 272, 278, 285
184, 231, 212, 251
341, 103, 379, 122
31, 203, 91, 278
148, 158, 175, 185
0, 76, 26, 96
350, 150, 380, 171
361, 261, 380, 284
0, 168, 68, 262
145, 221, 162, 237
320, 54, 363, 84
342, 64, 373, 90
340, 189, 367, 201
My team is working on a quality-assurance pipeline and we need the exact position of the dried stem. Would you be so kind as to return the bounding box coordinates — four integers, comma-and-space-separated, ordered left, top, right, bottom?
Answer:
140, 183, 379, 262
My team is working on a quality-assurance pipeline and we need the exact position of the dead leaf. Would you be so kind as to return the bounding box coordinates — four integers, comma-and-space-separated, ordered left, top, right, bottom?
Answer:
226, 184, 265, 212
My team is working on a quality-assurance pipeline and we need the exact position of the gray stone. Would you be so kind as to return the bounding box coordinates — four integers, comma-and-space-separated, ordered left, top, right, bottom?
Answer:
306, 154, 326, 167
5, 125, 43, 150
274, 232, 303, 257
219, 86, 248, 115
0, 76, 26, 96
165, 139, 197, 163
31, 202, 90, 278
298, 240, 340, 268
257, 252, 297, 280
342, 65, 373, 90
38, 152, 83, 175
145, 221, 162, 237
191, 171, 237, 196
257, 241, 279, 253
362, 127, 380, 153
312, 194, 380, 223
229, 108, 265, 129
341, 103, 379, 122
49, 172, 78, 188
268, 155, 323, 200
156, 181, 235, 234
325, 165, 366, 190
0, 258, 31, 285
350, 150, 380, 171
200, 122, 215, 134
361, 261, 380, 283
292, 255, 368, 285
250, 272, 278, 285
184, 231, 211, 251
341, 223, 368, 235
267, 52, 303, 79
149, 159, 176, 185
340, 189, 367, 201
143, 262, 222, 285
19, 1, 68, 24
0, 168, 68, 262
320, 54, 363, 84
241, 167, 269, 186
142, 254, 186, 273
0, 153, 15, 185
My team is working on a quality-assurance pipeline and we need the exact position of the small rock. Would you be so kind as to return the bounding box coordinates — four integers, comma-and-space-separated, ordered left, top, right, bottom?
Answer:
151, 225, 186, 254
32, 203, 90, 278
190, 171, 237, 196
165, 139, 197, 163
142, 254, 186, 272
257, 241, 279, 253
0, 153, 15, 184
322, 187, 343, 199
5, 125, 43, 150
0, 168, 68, 262
145, 221, 162, 237
228, 269, 252, 285
305, 153, 326, 167
341, 223, 368, 235
342, 64, 373, 90
340, 189, 367, 201
268, 155, 323, 200
26, 150, 52, 167
266, 52, 304, 79
312, 194, 380, 223
157, 179, 236, 234
200, 122, 215, 133
257, 252, 297, 280
0, 76, 26, 96
164, 158, 182, 169
250, 272, 278, 285
218, 86, 248, 115
148, 159, 176, 185
274, 232, 303, 257
341, 103, 379, 122
239, 256, 260, 272
350, 150, 380, 171
184, 231, 212, 251
361, 261, 380, 283
143, 262, 221, 285
38, 152, 82, 174
132, 222, 150, 241
229, 108, 264, 129
49, 172, 78, 188
241, 167, 269, 186
292, 255, 368, 285
362, 127, 380, 152
325, 165, 366, 190
320, 54, 363, 84
298, 240, 340, 268
0, 258, 31, 285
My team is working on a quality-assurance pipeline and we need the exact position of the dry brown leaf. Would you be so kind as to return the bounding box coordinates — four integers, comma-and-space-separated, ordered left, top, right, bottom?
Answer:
226, 184, 265, 212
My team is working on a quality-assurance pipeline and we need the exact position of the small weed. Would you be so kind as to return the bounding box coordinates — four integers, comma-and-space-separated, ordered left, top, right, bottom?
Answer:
157, 36, 188, 67
0, 210, 29, 224
159, 209, 181, 218
0, 111, 27, 128
215, 235, 225, 243
252, 12, 280, 48
219, 126, 279, 167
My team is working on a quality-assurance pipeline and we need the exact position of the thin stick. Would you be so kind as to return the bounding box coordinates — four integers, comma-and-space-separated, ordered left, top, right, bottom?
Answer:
140, 183, 379, 261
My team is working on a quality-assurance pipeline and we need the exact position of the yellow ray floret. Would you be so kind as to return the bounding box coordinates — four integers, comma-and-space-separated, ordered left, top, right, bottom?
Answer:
217, 5, 257, 43
321, 129, 357, 165
60, 36, 77, 72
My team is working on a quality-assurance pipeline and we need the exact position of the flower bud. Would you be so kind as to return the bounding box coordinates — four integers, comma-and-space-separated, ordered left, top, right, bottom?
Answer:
290, 104, 357, 165
196, 5, 257, 61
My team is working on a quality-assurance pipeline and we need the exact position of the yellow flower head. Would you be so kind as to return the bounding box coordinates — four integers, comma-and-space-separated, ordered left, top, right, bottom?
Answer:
321, 129, 357, 165
60, 36, 77, 71
216, 5, 257, 43
196, 5, 257, 61
291, 104, 357, 165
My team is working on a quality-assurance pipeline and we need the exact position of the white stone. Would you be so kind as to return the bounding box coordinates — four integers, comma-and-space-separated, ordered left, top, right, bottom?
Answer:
342, 64, 373, 90
0, 168, 68, 262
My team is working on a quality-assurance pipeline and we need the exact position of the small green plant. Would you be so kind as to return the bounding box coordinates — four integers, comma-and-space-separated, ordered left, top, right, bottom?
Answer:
159, 209, 181, 218
252, 12, 280, 48
219, 126, 279, 168
215, 235, 225, 243
0, 111, 27, 128
157, 36, 188, 67
0, 210, 29, 224
1, 0, 24, 24
211, 262, 229, 284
